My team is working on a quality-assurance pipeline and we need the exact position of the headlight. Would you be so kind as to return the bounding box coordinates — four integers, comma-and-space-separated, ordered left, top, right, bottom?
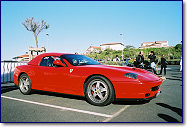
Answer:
124, 73, 138, 79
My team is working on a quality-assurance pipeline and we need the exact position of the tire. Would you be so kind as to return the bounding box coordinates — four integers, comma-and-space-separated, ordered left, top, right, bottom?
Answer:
84, 75, 115, 106
19, 73, 32, 95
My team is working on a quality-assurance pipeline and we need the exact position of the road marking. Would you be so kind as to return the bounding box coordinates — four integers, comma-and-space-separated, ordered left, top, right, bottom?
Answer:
103, 105, 130, 122
1, 95, 112, 118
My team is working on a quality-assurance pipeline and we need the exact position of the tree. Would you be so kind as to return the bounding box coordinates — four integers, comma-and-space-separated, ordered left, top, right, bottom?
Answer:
175, 44, 182, 52
22, 17, 49, 48
125, 45, 135, 49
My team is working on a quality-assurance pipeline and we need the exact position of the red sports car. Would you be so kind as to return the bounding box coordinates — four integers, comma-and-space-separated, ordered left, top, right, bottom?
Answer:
14, 53, 162, 106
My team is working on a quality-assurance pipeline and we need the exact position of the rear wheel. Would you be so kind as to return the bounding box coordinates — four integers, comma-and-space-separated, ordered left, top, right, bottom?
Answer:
19, 73, 32, 95
84, 76, 115, 106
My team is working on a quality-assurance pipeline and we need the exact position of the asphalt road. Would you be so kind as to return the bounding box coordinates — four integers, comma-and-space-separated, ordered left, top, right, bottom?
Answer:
1, 65, 183, 122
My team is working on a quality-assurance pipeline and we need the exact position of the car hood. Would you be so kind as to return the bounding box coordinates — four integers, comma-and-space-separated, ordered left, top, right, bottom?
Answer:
80, 64, 146, 73
79, 65, 162, 82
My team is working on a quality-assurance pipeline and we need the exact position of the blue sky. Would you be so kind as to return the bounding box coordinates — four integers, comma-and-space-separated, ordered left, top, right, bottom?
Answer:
1, 1, 182, 60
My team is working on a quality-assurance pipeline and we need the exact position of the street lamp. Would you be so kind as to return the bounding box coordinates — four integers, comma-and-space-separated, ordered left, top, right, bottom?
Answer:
120, 34, 125, 64
46, 33, 49, 52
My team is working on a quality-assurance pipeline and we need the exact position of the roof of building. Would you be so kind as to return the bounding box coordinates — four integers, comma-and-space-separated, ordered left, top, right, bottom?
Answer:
13, 55, 37, 59
155, 41, 168, 43
142, 42, 154, 44
90, 46, 101, 49
140, 44, 169, 49
17, 55, 29, 58
142, 41, 168, 44
100, 43, 124, 46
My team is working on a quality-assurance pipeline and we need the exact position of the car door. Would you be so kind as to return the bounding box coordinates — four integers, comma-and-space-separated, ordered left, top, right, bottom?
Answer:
37, 56, 70, 93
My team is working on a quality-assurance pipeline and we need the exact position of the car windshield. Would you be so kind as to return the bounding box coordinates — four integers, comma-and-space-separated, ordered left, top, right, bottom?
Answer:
61, 54, 102, 66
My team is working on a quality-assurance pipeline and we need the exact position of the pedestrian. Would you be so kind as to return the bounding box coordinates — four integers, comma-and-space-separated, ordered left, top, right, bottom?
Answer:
113, 55, 120, 62
148, 51, 157, 74
159, 54, 167, 76
136, 51, 144, 68
124, 57, 131, 66
180, 56, 182, 71
116, 55, 120, 61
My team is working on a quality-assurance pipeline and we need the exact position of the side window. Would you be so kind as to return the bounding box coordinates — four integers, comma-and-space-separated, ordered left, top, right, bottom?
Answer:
60, 56, 69, 65
53, 56, 66, 67
40, 56, 66, 67
40, 56, 54, 67
40, 57, 49, 66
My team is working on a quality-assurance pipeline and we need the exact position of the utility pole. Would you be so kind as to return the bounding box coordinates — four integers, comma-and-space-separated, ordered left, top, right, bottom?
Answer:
46, 33, 49, 52
120, 33, 125, 64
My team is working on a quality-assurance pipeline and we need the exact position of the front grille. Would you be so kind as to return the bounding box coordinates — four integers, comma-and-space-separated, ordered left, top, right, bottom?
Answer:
151, 86, 159, 91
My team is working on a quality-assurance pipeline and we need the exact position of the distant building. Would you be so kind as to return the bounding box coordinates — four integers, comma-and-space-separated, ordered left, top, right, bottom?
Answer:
13, 54, 36, 61
29, 47, 46, 61
139, 41, 169, 49
84, 46, 101, 54
100, 43, 124, 51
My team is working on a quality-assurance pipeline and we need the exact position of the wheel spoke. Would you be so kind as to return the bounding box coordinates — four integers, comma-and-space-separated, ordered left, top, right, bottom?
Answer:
96, 81, 100, 89
100, 87, 107, 92
20, 78, 24, 84
25, 78, 29, 85
97, 92, 104, 100
22, 80, 26, 85
20, 84, 24, 90
24, 85, 29, 90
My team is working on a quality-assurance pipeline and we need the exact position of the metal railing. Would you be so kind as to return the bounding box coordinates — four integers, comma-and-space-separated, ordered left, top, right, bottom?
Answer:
1, 61, 28, 83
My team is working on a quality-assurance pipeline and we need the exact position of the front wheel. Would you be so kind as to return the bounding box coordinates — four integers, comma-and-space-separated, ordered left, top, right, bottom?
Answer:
19, 73, 32, 95
84, 76, 115, 106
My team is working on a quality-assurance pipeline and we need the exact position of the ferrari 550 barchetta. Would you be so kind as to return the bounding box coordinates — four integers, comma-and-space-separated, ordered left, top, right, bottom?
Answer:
14, 53, 162, 106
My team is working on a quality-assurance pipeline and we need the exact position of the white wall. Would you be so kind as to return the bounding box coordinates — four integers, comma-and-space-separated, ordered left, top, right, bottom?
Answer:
101, 44, 124, 51
161, 42, 168, 47
1, 61, 27, 83
142, 43, 154, 46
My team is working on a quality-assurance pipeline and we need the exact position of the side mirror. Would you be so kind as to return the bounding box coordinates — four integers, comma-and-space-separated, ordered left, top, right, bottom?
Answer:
53, 60, 66, 67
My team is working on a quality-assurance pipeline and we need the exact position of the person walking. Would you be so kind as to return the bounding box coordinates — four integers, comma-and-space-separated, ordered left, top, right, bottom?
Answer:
159, 54, 167, 76
136, 51, 144, 68
148, 51, 157, 74
124, 57, 131, 66
116, 55, 120, 61
113, 55, 120, 62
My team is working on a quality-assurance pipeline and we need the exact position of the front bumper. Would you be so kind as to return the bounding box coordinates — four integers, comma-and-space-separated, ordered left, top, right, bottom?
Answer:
113, 79, 162, 99
116, 90, 161, 101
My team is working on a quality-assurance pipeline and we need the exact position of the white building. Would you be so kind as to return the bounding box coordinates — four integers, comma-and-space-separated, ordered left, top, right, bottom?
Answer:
12, 54, 36, 61
140, 41, 169, 49
100, 43, 124, 51
84, 46, 101, 54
